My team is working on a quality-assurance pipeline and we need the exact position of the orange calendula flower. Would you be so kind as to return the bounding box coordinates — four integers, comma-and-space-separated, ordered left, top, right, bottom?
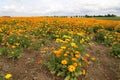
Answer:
6, 42, 9, 46
75, 51, 80, 54
65, 51, 70, 54
72, 57, 77, 61
37, 59, 42, 64
68, 65, 76, 72
61, 59, 68, 65
85, 53, 90, 57
75, 54, 80, 58
54, 49, 63, 55
82, 70, 86, 75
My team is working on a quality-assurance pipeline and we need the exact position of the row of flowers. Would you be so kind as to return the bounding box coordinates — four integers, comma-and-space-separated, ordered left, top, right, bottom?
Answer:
44, 32, 96, 80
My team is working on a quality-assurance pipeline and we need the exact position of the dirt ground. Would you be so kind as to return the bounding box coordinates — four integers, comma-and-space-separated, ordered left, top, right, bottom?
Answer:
0, 42, 120, 80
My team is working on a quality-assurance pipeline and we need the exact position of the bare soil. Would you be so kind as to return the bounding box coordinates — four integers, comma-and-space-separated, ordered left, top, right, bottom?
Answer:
0, 42, 120, 80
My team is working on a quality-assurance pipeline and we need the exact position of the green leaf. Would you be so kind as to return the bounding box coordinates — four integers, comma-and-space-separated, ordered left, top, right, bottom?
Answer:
64, 75, 70, 80
0, 77, 5, 80
73, 77, 77, 80
50, 71, 56, 74
57, 71, 64, 76
74, 72, 79, 77
78, 71, 82, 75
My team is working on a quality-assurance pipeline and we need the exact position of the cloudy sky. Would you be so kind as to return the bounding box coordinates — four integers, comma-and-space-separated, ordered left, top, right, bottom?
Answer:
0, 0, 120, 16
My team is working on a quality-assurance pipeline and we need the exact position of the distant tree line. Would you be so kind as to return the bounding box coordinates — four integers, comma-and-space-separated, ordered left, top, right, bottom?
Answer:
84, 14, 117, 17
53, 14, 117, 18
1, 14, 117, 18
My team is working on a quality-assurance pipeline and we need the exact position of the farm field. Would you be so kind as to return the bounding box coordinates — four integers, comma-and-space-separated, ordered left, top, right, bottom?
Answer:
0, 17, 120, 80
93, 17, 120, 21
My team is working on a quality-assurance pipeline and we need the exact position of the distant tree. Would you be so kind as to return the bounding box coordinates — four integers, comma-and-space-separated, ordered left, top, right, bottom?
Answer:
2, 16, 11, 18
85, 15, 89, 17
111, 14, 117, 17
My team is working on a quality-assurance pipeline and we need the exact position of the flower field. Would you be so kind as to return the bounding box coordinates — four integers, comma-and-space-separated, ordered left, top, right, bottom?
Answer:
0, 17, 120, 80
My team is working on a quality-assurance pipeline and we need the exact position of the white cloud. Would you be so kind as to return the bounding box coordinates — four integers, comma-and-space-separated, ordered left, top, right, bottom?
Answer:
0, 0, 120, 16
0, 5, 25, 13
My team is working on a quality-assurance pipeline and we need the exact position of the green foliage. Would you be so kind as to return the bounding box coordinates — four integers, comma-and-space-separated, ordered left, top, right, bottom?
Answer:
7, 47, 23, 59
0, 46, 23, 59
41, 39, 50, 45
105, 26, 114, 31
94, 17, 120, 21
85, 28, 93, 34
0, 35, 2, 42
0, 77, 5, 80
110, 43, 120, 58
0, 47, 8, 55
93, 26, 102, 33
116, 27, 120, 33
4, 34, 18, 45
30, 41, 42, 50
94, 32, 105, 43
4, 34, 31, 48
19, 35, 31, 48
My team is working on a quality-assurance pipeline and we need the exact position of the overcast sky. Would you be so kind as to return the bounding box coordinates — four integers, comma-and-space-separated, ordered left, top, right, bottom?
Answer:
0, 0, 120, 16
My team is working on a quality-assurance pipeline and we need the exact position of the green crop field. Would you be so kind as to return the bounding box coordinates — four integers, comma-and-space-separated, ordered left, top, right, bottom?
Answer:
93, 17, 120, 21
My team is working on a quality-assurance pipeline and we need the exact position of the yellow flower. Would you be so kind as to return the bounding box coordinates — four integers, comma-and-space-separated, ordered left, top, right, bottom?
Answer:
61, 46, 66, 49
55, 38, 64, 43
71, 42, 78, 48
11, 51, 15, 55
11, 45, 16, 49
71, 42, 76, 47
63, 35, 71, 39
61, 59, 68, 65
77, 32, 84, 36
64, 53, 68, 56
73, 63, 77, 67
91, 57, 96, 61
68, 65, 76, 72
40, 50, 46, 54
79, 63, 82, 67
80, 39, 84, 44
0, 28, 2, 32
65, 39, 70, 42
15, 43, 20, 46
4, 73, 12, 79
